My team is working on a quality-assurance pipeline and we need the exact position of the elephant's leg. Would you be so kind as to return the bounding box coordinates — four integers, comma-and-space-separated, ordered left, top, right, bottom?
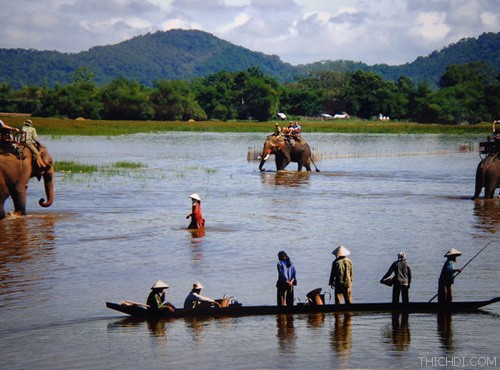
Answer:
472, 163, 484, 199
12, 184, 27, 215
0, 200, 5, 220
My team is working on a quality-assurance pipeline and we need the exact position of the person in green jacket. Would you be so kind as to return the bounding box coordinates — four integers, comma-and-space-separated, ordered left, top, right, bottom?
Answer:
146, 280, 175, 313
329, 245, 353, 304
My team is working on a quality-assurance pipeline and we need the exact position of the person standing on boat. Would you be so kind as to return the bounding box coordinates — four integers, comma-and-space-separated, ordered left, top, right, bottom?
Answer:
184, 282, 221, 309
380, 252, 412, 304
146, 280, 175, 313
276, 251, 297, 306
186, 193, 205, 229
438, 248, 462, 304
329, 245, 353, 304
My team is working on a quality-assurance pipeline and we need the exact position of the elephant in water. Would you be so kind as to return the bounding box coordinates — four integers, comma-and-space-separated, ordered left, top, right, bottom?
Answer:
259, 134, 319, 172
0, 144, 54, 219
472, 154, 499, 199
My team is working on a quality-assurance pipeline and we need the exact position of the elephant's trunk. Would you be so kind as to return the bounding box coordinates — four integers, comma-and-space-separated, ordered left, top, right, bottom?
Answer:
259, 148, 271, 171
39, 167, 54, 208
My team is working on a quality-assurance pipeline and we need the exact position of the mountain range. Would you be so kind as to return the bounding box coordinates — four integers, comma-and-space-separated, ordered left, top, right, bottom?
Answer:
0, 29, 498, 89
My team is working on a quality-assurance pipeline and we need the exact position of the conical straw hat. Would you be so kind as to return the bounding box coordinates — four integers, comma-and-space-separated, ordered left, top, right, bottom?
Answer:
332, 245, 350, 257
151, 280, 169, 289
189, 193, 201, 202
444, 248, 462, 257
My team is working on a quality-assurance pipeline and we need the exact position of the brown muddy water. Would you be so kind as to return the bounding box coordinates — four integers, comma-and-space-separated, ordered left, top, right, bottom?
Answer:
0, 132, 498, 370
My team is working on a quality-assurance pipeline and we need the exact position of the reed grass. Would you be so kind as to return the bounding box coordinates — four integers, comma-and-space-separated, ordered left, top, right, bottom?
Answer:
54, 160, 145, 174
1, 116, 492, 136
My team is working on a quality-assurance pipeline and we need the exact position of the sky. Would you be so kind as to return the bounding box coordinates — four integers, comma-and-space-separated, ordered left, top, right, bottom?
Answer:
0, 0, 498, 66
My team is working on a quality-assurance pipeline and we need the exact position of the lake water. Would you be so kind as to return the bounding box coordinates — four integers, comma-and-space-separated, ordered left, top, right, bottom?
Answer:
0, 132, 498, 370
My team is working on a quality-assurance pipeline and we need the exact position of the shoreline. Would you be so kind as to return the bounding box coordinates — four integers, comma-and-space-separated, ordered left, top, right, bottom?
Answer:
0, 115, 492, 136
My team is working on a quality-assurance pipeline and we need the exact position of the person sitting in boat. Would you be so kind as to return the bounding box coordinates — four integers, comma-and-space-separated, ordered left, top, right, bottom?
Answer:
329, 245, 353, 304
146, 280, 175, 313
186, 193, 205, 229
438, 248, 462, 304
380, 252, 412, 304
184, 282, 221, 309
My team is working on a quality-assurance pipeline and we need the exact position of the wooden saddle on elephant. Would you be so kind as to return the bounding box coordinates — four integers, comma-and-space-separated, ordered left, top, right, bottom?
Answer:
0, 140, 25, 159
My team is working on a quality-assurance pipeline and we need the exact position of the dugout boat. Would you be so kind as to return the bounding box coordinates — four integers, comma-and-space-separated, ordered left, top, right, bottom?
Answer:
106, 297, 500, 319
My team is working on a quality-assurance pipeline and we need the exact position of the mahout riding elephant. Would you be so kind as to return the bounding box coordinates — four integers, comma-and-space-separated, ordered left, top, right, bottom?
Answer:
472, 154, 499, 199
258, 134, 320, 172
0, 144, 54, 219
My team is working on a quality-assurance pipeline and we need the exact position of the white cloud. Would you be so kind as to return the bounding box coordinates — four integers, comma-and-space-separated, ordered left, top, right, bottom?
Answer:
0, 0, 498, 65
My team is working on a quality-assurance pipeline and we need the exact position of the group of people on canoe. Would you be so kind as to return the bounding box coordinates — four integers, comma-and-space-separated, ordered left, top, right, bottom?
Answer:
143, 245, 463, 313
145, 280, 222, 313
276, 246, 463, 307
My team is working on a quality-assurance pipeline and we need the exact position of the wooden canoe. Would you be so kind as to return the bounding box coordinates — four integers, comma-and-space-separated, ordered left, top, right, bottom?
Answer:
106, 297, 500, 319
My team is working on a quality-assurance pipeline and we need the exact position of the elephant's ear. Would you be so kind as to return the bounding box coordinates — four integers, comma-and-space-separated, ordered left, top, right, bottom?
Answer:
276, 140, 286, 151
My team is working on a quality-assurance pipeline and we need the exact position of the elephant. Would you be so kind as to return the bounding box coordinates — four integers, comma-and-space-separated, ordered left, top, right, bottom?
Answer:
472, 154, 500, 199
259, 134, 320, 172
0, 144, 54, 219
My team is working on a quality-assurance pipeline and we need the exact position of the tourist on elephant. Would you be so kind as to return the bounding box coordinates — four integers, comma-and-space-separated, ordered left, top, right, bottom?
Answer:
276, 250, 297, 306
21, 119, 46, 169
184, 282, 221, 309
438, 248, 462, 304
186, 193, 205, 229
146, 280, 175, 313
0, 120, 22, 157
329, 245, 353, 304
380, 252, 412, 304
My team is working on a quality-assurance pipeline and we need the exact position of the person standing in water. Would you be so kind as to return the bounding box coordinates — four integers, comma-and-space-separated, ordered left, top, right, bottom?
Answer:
186, 193, 205, 229
276, 251, 297, 306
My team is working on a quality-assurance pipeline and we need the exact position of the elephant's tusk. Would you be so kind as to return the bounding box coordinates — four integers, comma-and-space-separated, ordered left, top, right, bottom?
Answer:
263, 154, 270, 161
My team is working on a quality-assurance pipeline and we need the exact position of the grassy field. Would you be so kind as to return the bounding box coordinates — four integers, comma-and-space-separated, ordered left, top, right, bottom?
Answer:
0, 115, 493, 136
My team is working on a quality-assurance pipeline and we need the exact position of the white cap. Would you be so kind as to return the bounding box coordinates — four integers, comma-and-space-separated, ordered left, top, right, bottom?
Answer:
192, 282, 203, 290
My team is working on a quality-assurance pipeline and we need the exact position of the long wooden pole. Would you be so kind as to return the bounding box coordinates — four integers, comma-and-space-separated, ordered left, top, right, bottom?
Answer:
429, 241, 492, 303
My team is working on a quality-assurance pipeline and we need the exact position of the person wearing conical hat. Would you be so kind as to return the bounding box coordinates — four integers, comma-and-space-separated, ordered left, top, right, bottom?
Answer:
183, 282, 221, 309
186, 193, 205, 229
146, 280, 175, 313
329, 245, 353, 304
438, 248, 463, 304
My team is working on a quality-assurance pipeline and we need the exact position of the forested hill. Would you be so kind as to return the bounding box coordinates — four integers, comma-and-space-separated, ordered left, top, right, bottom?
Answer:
0, 29, 498, 88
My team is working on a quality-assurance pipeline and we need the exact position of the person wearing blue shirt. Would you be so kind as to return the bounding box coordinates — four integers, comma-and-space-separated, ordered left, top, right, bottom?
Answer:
276, 251, 297, 306
438, 248, 462, 304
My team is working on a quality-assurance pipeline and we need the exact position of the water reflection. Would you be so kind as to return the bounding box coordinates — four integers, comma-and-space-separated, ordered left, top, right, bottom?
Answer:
276, 314, 296, 352
383, 313, 411, 352
330, 313, 352, 358
0, 214, 60, 305
473, 200, 500, 234
437, 313, 454, 351
306, 312, 325, 328
260, 172, 311, 187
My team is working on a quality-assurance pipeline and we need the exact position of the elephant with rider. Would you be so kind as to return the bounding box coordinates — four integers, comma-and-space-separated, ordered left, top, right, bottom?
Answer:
0, 143, 54, 219
472, 154, 499, 199
259, 134, 319, 172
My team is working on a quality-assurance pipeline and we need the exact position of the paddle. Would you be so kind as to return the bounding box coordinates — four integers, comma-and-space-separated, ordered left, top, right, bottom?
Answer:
121, 300, 150, 308
429, 241, 492, 303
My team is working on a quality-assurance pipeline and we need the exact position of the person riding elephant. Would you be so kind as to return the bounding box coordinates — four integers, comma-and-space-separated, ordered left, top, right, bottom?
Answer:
472, 154, 499, 199
0, 144, 54, 219
21, 119, 47, 169
258, 134, 320, 172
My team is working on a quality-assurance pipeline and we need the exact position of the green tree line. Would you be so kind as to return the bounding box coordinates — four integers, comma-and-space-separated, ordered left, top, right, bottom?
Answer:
1, 62, 499, 124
